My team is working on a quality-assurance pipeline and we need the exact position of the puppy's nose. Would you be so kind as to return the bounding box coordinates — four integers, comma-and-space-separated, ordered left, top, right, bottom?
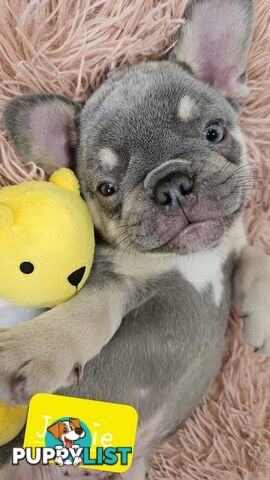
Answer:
75, 427, 83, 435
68, 266, 86, 287
154, 173, 193, 209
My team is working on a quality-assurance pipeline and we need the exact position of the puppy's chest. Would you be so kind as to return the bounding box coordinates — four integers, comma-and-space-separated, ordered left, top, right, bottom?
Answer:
141, 254, 233, 351
175, 250, 226, 306
124, 249, 231, 309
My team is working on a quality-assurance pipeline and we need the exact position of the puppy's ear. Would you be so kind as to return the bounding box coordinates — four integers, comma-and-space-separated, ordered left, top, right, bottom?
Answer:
3, 94, 82, 175
70, 418, 81, 429
47, 421, 61, 439
171, 0, 255, 102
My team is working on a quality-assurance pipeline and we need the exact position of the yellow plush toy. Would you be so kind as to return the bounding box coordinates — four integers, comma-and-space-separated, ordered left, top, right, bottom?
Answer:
0, 168, 95, 446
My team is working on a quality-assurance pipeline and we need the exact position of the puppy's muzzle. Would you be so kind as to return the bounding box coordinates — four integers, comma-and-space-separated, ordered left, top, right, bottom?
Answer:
144, 160, 194, 212
154, 172, 193, 210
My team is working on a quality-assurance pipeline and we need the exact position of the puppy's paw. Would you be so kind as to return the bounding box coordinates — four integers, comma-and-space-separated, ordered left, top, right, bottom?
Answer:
0, 328, 82, 404
240, 306, 270, 356
234, 246, 270, 356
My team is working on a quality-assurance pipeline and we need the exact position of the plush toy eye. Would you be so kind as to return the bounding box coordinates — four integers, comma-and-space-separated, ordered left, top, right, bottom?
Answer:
204, 122, 226, 144
20, 262, 34, 274
98, 183, 119, 197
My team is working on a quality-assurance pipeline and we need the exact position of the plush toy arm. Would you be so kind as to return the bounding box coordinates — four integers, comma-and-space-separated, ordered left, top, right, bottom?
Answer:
0, 250, 136, 404
0, 403, 27, 446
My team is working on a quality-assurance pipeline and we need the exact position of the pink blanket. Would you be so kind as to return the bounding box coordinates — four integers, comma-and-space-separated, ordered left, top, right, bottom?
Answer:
0, 1, 269, 478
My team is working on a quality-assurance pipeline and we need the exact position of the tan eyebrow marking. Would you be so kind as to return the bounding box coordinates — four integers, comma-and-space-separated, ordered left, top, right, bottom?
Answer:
178, 95, 196, 121
99, 147, 119, 170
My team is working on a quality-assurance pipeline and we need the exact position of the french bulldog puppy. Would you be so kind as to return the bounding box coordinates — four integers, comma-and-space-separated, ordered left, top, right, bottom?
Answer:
1, 1, 270, 478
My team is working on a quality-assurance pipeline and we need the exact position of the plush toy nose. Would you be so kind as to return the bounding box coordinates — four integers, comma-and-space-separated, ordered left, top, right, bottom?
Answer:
68, 267, 86, 287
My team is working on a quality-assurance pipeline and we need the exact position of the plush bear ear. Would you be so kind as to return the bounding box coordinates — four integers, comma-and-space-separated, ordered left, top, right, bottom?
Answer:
171, 0, 255, 102
49, 168, 81, 196
3, 94, 82, 175
0, 203, 13, 228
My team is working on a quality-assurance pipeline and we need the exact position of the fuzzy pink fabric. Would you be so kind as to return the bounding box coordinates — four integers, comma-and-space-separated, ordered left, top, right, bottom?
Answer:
0, 1, 269, 478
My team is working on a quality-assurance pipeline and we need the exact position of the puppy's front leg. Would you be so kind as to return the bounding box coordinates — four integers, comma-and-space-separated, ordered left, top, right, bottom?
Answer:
233, 243, 270, 356
0, 254, 135, 404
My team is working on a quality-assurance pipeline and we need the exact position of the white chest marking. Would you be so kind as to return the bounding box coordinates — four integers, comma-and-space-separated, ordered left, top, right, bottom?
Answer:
114, 217, 246, 307
176, 250, 224, 305
115, 249, 225, 306
176, 217, 247, 305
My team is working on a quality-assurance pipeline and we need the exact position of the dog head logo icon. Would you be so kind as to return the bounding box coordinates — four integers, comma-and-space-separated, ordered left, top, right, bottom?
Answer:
48, 418, 85, 448
47, 418, 88, 467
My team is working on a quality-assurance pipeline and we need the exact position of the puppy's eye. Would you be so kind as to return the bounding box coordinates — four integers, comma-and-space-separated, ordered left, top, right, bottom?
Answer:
98, 183, 119, 197
204, 122, 226, 144
20, 262, 34, 274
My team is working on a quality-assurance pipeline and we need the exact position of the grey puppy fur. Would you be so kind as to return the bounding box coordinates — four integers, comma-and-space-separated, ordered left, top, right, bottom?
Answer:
2, 1, 270, 479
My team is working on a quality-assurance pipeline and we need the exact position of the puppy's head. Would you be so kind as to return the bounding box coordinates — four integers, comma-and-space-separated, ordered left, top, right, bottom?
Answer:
47, 420, 69, 441
3, 0, 255, 255
47, 418, 84, 445
69, 418, 84, 436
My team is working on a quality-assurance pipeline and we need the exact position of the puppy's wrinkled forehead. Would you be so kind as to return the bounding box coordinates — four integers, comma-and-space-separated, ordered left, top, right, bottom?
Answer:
3, 0, 254, 190
79, 61, 239, 186
3, 0, 254, 255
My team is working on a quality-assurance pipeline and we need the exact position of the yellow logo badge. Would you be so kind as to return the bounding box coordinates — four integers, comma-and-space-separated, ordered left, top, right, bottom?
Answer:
15, 394, 138, 474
